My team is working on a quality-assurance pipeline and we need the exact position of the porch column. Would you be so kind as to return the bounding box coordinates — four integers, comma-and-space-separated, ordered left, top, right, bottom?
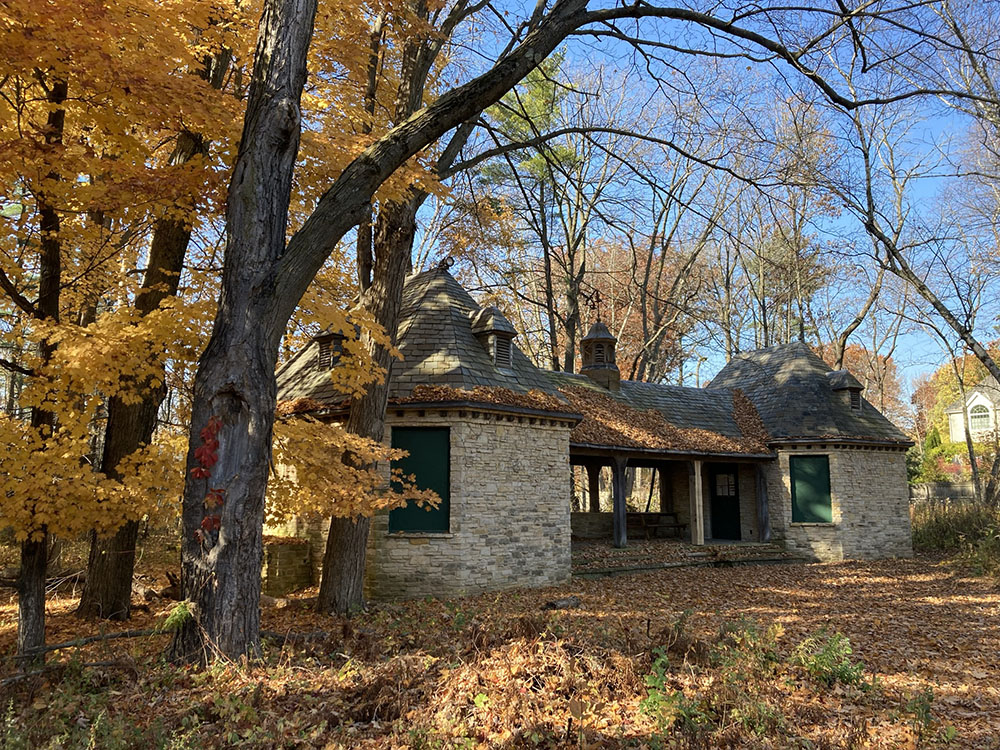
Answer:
658, 465, 673, 513
611, 454, 628, 548
755, 463, 772, 542
689, 459, 705, 546
587, 463, 601, 513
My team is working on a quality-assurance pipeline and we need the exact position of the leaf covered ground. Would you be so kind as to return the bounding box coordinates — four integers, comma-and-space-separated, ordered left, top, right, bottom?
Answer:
571, 539, 792, 574
0, 556, 997, 748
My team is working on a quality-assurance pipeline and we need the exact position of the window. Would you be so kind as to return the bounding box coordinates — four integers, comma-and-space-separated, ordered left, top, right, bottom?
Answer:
971, 405, 990, 432
790, 455, 832, 523
850, 390, 862, 411
388, 427, 450, 533
494, 336, 512, 369
594, 343, 606, 364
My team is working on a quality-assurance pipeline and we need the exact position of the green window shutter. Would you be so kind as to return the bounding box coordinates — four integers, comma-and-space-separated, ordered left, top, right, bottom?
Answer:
789, 455, 832, 523
388, 427, 450, 533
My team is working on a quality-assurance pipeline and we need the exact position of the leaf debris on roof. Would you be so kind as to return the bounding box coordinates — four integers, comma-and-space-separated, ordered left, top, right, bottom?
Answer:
276, 397, 327, 416
559, 386, 770, 455
394, 384, 575, 414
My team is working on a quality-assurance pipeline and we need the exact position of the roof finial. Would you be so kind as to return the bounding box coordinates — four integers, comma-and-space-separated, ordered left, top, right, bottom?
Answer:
586, 289, 603, 321
437, 255, 455, 271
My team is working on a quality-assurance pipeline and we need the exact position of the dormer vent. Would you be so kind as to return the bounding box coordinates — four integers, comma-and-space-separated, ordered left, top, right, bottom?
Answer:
581, 320, 620, 391
495, 336, 512, 369
469, 306, 517, 370
826, 369, 864, 412
318, 339, 334, 369
314, 329, 348, 370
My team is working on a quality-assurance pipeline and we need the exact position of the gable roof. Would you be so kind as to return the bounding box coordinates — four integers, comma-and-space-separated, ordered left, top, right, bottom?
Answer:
544, 371, 770, 456
707, 341, 911, 446
943, 375, 1000, 414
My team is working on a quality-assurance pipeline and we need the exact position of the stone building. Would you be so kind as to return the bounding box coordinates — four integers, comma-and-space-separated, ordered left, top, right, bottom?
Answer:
275, 265, 913, 599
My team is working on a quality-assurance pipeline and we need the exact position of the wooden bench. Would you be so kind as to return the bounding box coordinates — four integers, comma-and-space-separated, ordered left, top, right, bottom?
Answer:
626, 512, 689, 540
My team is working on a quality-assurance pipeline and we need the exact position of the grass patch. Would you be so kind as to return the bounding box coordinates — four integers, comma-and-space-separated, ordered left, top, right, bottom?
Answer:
641, 617, 878, 744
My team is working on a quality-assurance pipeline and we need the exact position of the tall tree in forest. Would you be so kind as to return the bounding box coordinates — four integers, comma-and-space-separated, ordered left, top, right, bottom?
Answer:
470, 63, 644, 372
76, 47, 236, 621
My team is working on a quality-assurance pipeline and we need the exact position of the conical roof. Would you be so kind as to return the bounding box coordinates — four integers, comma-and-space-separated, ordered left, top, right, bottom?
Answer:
826, 369, 864, 391
707, 341, 909, 445
469, 306, 517, 336
275, 267, 554, 405
582, 319, 616, 342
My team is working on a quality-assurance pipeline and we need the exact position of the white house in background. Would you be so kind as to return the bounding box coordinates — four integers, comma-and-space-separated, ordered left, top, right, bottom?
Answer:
945, 376, 1000, 442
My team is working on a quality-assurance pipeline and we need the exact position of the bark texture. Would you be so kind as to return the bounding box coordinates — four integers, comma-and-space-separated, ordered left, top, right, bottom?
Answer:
169, 0, 316, 662
174, 0, 598, 654
316, 200, 417, 615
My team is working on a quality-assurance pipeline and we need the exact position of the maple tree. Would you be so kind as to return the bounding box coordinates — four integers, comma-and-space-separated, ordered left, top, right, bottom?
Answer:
0, 0, 245, 658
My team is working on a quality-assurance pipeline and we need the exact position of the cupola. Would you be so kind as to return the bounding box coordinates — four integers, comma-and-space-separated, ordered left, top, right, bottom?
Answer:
826, 369, 864, 412
470, 306, 517, 370
581, 320, 620, 391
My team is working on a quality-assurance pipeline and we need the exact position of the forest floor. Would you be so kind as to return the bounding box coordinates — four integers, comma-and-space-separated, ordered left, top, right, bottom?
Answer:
0, 554, 997, 748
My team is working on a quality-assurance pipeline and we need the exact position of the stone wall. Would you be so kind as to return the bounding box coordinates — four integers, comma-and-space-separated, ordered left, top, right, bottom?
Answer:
570, 512, 612, 539
766, 445, 912, 561
909, 482, 976, 504
365, 410, 573, 599
266, 516, 330, 582
261, 537, 313, 596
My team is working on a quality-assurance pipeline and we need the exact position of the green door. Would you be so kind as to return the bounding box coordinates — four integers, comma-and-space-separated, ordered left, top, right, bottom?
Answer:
388, 427, 450, 533
789, 455, 832, 523
709, 464, 741, 540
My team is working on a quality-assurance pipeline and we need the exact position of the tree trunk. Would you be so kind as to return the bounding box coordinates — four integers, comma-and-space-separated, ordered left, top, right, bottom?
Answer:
16, 538, 47, 665
79, 364, 163, 620
16, 76, 68, 664
167, 0, 600, 656
317, 516, 371, 614
169, 0, 317, 662
78, 51, 231, 621
316, 198, 417, 615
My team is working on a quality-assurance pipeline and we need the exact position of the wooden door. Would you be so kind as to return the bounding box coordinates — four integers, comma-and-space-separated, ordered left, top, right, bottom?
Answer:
709, 464, 741, 540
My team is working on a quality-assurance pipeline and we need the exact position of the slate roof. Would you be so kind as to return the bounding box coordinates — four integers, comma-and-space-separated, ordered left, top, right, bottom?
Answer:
545, 371, 747, 442
276, 269, 910, 453
943, 376, 1000, 414
276, 266, 556, 406
707, 341, 912, 446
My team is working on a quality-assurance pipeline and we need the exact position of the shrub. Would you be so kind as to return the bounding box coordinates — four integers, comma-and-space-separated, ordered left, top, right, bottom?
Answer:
910, 502, 1000, 552
792, 629, 867, 687
641, 618, 786, 740
640, 650, 710, 736
961, 526, 1000, 576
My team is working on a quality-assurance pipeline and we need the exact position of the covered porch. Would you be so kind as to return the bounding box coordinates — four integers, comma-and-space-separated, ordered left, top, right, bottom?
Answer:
570, 447, 775, 548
